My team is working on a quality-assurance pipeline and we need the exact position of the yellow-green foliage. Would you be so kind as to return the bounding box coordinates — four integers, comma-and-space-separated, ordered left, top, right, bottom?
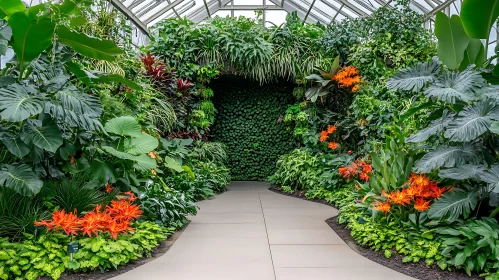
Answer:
0, 222, 172, 280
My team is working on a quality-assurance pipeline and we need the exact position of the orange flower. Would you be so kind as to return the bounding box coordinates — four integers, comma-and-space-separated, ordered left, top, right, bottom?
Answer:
414, 198, 431, 212
107, 220, 133, 239
319, 131, 329, 142
106, 200, 142, 223
328, 142, 339, 150
148, 152, 156, 159
352, 84, 360, 92
123, 191, 138, 203
372, 201, 391, 214
389, 190, 411, 206
409, 173, 431, 188
35, 209, 80, 236
105, 184, 114, 194
359, 172, 370, 181
327, 125, 337, 134
381, 190, 392, 202
339, 166, 357, 180
79, 209, 111, 237
151, 169, 157, 175
402, 185, 419, 199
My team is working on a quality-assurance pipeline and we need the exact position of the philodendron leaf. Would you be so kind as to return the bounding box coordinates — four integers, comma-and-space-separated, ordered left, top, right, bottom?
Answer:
438, 164, 486, 180
90, 159, 116, 184
414, 143, 483, 173
406, 110, 453, 143
461, 0, 499, 39
20, 121, 63, 153
0, 164, 43, 196
104, 116, 142, 137
444, 100, 499, 141
386, 57, 440, 93
56, 25, 123, 61
0, 0, 26, 18
0, 134, 30, 158
0, 83, 45, 122
8, 12, 55, 74
424, 69, 484, 104
428, 189, 479, 222
434, 12, 470, 70
127, 133, 159, 155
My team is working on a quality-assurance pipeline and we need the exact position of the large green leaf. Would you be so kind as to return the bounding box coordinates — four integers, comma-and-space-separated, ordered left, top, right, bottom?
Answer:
90, 159, 116, 184
104, 116, 142, 137
164, 156, 183, 172
127, 133, 159, 155
8, 12, 55, 73
0, 25, 11, 56
406, 111, 453, 143
55, 86, 102, 117
0, 0, 26, 18
0, 83, 45, 122
386, 57, 440, 93
428, 189, 479, 222
444, 100, 499, 141
101, 146, 156, 171
0, 134, 29, 158
438, 164, 486, 180
94, 74, 142, 91
461, 0, 499, 39
20, 122, 63, 153
459, 39, 486, 70
0, 164, 43, 196
424, 69, 484, 104
414, 143, 483, 173
56, 26, 123, 62
434, 13, 470, 70
478, 165, 499, 191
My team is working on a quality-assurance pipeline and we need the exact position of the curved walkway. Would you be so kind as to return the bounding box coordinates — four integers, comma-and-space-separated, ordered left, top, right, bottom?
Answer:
112, 181, 414, 280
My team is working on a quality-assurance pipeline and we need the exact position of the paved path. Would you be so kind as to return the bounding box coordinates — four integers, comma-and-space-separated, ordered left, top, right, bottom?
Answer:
111, 181, 414, 280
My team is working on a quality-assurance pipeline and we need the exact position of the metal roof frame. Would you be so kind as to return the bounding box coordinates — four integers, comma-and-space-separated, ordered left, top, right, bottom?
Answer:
107, 0, 464, 38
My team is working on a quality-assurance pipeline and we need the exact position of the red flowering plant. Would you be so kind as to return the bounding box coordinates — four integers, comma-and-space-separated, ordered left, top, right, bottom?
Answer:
35, 192, 142, 239
338, 159, 373, 182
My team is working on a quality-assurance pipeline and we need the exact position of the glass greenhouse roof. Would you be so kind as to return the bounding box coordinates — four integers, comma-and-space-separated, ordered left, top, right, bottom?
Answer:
106, 0, 462, 35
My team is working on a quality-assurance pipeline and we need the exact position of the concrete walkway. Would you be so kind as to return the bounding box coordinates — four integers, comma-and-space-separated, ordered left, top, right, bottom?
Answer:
111, 181, 414, 280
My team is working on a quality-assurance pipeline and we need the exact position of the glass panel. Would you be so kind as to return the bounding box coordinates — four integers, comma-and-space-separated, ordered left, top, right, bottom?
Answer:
265, 10, 288, 26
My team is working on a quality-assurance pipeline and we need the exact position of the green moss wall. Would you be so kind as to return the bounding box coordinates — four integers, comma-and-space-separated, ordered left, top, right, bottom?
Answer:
211, 76, 295, 180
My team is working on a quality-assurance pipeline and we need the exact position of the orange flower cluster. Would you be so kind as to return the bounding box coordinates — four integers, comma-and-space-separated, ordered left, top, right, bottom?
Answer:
319, 125, 339, 150
333, 66, 361, 92
372, 173, 451, 213
35, 193, 142, 239
338, 159, 372, 181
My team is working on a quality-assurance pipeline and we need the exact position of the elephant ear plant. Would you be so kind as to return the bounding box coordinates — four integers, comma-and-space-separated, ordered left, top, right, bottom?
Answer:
0, 0, 140, 197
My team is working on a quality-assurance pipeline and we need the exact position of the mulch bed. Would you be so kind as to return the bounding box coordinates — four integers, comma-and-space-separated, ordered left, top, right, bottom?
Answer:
41, 225, 187, 280
269, 186, 482, 280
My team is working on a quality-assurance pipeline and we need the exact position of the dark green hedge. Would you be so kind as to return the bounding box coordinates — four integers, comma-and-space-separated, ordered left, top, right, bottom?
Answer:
211, 76, 296, 180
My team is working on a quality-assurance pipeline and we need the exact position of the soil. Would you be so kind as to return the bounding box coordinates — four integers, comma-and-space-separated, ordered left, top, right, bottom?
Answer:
269, 186, 483, 280
40, 224, 188, 280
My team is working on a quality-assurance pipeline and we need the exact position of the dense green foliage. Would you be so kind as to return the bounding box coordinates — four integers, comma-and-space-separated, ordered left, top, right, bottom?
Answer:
211, 77, 295, 180
0, 221, 171, 280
